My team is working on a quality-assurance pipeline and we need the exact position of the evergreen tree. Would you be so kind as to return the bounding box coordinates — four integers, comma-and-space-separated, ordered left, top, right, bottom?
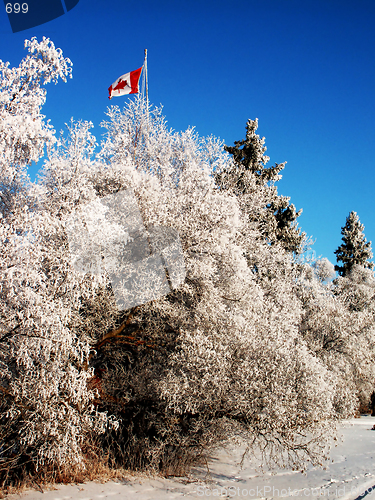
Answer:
334, 211, 374, 277
216, 119, 305, 254
222, 118, 283, 187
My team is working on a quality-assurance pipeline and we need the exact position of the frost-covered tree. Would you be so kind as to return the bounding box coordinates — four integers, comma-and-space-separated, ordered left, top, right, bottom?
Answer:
0, 37, 72, 170
297, 262, 363, 417
332, 265, 375, 410
334, 211, 374, 277
332, 213, 375, 410
216, 118, 306, 254
0, 39, 111, 486
297, 257, 375, 416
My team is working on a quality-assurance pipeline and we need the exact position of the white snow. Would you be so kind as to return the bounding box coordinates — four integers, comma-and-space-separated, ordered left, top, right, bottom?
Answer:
7, 416, 375, 500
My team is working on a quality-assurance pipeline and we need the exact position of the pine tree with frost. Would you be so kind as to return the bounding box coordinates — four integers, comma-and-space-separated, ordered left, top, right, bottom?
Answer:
334, 211, 374, 277
216, 118, 305, 254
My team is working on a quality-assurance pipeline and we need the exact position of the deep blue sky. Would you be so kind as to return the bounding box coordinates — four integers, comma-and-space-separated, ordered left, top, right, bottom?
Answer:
1, 0, 374, 264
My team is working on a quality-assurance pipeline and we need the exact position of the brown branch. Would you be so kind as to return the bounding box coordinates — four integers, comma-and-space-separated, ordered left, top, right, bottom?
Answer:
221, 295, 243, 302
95, 331, 154, 351
0, 384, 13, 397
53, 272, 68, 299
93, 306, 138, 350
0, 324, 20, 343
84, 307, 140, 369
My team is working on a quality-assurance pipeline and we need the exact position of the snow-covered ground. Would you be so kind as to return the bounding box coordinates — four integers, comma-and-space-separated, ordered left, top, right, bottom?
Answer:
7, 416, 375, 500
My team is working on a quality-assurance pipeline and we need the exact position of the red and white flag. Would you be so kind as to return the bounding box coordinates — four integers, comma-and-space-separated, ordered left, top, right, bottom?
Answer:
108, 66, 143, 99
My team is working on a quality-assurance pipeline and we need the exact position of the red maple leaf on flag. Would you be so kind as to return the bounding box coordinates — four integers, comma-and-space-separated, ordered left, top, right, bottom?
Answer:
113, 79, 130, 92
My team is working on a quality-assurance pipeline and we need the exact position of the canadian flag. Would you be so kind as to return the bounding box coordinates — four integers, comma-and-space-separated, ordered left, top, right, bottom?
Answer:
108, 66, 143, 99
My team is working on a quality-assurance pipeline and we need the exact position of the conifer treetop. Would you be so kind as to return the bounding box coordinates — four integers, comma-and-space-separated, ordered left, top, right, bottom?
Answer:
334, 211, 374, 277
224, 118, 285, 186
217, 118, 305, 254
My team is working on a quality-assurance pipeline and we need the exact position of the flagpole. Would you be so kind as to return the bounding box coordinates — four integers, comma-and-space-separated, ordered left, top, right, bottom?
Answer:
144, 49, 149, 109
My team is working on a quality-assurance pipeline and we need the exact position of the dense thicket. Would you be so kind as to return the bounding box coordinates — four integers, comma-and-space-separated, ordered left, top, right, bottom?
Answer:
1, 38, 374, 488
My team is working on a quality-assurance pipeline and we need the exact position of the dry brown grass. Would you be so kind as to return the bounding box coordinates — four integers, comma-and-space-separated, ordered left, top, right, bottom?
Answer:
0, 442, 142, 497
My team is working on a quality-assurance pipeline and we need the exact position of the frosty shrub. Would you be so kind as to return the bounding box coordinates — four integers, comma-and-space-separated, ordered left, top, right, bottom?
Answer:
1, 38, 372, 487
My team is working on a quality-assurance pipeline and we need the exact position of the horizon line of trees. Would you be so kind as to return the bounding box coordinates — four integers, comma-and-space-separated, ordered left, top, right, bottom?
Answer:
0, 37, 374, 491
